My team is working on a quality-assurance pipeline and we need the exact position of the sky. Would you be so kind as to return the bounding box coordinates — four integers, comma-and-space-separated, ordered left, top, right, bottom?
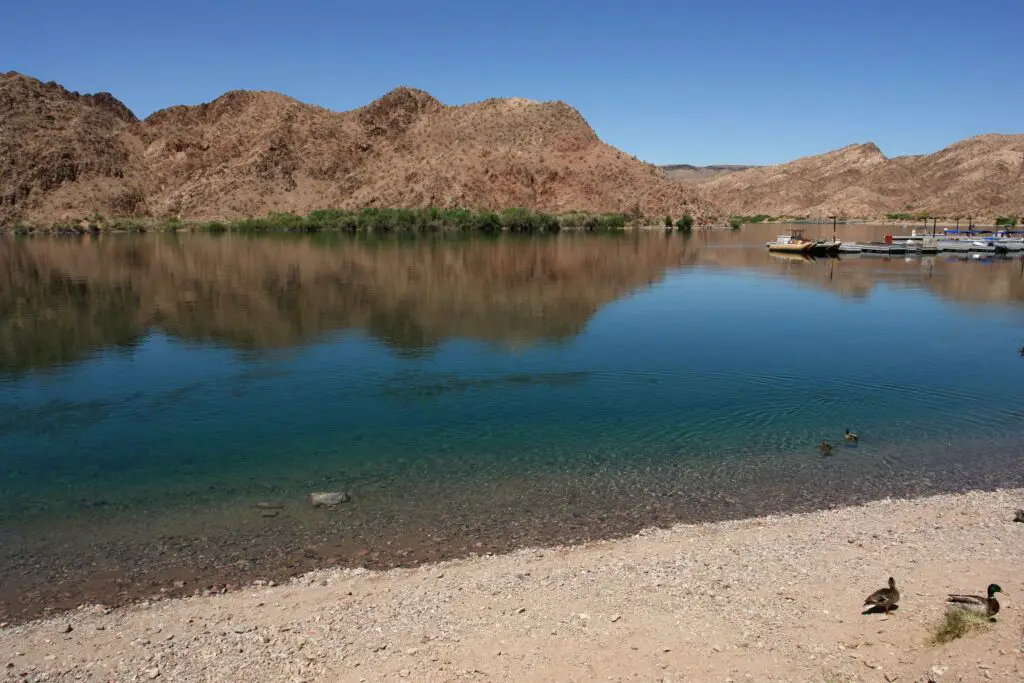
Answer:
2, 0, 1022, 166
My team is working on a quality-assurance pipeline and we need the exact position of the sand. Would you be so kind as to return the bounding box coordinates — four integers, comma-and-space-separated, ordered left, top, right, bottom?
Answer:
3, 488, 1023, 682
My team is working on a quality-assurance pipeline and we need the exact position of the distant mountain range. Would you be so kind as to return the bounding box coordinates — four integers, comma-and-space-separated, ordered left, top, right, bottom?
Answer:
659, 164, 759, 184
2, 71, 1021, 226
694, 138, 1024, 219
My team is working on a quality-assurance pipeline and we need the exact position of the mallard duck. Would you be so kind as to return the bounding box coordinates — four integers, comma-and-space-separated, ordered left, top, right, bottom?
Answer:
863, 576, 900, 614
844, 428, 858, 443
819, 440, 833, 455
946, 583, 1002, 618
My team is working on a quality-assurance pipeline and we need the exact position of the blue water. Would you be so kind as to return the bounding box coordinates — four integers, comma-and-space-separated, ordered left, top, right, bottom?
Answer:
1, 229, 1023, 616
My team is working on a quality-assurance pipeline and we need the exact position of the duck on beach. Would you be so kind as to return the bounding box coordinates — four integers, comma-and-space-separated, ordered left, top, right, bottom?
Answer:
863, 576, 900, 614
946, 584, 1002, 619
819, 440, 833, 455
844, 428, 858, 443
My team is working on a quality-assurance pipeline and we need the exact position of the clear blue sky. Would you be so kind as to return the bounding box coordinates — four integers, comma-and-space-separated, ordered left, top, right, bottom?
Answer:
3, 0, 1021, 165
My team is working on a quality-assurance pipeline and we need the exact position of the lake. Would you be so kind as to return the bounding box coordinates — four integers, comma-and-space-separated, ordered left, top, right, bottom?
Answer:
1, 224, 1023, 620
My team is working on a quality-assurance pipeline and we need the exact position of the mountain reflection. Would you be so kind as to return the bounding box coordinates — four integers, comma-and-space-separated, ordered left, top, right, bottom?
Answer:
1, 228, 1021, 373
0, 233, 692, 372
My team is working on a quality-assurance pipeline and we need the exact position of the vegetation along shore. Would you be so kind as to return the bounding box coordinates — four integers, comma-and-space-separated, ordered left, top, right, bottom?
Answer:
0, 207, 707, 236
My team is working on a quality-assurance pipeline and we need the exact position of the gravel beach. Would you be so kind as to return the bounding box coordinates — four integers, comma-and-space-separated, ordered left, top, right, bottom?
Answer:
3, 488, 1023, 682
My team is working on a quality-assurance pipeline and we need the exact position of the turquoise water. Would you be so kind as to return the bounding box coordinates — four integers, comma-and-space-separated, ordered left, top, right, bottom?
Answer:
1, 228, 1023, 616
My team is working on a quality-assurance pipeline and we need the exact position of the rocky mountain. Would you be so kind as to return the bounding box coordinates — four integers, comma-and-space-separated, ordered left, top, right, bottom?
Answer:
0, 73, 148, 224
699, 137, 1024, 219
0, 72, 717, 226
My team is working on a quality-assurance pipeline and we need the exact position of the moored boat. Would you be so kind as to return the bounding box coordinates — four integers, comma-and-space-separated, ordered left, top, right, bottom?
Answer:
766, 228, 816, 254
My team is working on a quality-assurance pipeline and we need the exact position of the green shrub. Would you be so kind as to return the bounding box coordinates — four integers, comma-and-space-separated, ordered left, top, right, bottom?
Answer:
675, 214, 694, 232
664, 215, 673, 228
729, 216, 743, 229
472, 211, 502, 234
600, 213, 626, 230
996, 216, 1018, 227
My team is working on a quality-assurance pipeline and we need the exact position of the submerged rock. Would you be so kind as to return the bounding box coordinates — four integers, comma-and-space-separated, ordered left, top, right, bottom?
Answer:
309, 492, 350, 507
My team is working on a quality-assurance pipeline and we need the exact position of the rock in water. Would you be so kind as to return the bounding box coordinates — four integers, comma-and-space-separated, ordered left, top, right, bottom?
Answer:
309, 492, 350, 507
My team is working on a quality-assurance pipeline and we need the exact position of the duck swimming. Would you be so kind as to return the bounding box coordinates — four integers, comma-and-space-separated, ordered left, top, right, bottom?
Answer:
844, 428, 859, 443
819, 440, 833, 455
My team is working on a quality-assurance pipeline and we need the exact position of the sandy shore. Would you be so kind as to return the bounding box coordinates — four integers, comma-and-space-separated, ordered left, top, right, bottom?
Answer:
3, 488, 1023, 682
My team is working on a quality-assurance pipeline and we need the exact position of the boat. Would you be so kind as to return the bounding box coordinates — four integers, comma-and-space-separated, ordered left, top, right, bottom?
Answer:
766, 228, 816, 254
811, 239, 843, 256
838, 242, 862, 253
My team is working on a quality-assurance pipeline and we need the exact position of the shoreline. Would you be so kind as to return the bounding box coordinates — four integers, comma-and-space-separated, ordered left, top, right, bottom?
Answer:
3, 487, 1023, 681
4, 432, 1024, 626
0, 216, 1014, 237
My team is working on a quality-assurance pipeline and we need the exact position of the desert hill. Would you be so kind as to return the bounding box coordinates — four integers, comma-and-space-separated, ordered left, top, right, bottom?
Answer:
0, 72, 717, 226
700, 136, 1024, 219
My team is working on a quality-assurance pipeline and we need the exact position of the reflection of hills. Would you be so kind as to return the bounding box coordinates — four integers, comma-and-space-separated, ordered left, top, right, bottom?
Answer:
0, 234, 692, 372
3, 229, 1020, 373
686, 225, 1024, 306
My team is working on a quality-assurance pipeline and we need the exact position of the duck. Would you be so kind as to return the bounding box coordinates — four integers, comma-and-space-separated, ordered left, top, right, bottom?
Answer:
1019, 346, 1024, 357
844, 428, 859, 443
863, 576, 900, 614
946, 583, 1002, 618
819, 440, 833, 455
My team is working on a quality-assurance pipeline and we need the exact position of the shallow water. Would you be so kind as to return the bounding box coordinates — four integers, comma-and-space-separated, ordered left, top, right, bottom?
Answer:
1, 225, 1023, 618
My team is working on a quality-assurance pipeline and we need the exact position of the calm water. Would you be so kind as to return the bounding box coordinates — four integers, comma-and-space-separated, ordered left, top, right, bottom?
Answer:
1, 225, 1023, 618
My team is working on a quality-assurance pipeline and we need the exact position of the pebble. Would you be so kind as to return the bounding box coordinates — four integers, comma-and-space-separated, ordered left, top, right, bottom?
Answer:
308, 492, 350, 507
145, 667, 161, 679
